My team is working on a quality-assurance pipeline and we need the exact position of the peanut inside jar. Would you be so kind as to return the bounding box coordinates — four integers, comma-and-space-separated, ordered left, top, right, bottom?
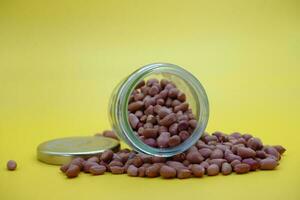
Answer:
128, 78, 198, 149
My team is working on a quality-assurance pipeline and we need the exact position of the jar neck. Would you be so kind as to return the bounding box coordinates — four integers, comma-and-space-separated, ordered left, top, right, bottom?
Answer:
109, 63, 209, 157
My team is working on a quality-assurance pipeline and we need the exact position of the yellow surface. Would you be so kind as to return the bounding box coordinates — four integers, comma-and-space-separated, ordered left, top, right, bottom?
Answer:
0, 0, 299, 199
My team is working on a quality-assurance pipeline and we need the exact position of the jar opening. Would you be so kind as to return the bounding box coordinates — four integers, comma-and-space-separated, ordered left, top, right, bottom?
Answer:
110, 63, 209, 157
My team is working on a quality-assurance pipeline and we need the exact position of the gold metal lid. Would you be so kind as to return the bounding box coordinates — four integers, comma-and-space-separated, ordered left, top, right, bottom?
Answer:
37, 136, 120, 165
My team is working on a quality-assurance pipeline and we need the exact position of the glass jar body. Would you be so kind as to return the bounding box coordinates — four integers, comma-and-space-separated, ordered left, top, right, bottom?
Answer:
109, 63, 209, 157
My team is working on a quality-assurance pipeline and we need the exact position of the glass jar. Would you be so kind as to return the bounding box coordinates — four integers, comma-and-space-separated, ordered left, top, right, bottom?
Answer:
109, 63, 209, 157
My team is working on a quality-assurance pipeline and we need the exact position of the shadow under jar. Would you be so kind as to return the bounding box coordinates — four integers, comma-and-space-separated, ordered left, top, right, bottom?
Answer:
109, 63, 209, 157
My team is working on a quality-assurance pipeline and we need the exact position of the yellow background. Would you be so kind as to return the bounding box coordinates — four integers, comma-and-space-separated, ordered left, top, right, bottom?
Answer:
0, 0, 299, 199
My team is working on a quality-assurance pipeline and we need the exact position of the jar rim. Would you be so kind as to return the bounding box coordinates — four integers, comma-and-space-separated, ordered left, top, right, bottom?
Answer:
112, 63, 209, 157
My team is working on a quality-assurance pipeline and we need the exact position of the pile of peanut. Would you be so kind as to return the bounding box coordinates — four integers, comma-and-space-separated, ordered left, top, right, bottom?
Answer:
60, 130, 286, 179
128, 78, 196, 148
